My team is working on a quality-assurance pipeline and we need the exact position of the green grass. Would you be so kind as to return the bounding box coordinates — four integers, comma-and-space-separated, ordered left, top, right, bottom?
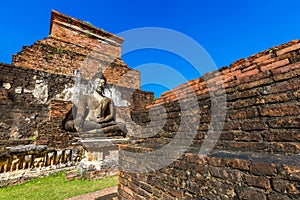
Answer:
0, 172, 118, 200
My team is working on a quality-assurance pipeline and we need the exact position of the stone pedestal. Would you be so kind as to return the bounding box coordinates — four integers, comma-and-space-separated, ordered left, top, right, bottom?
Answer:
79, 138, 127, 179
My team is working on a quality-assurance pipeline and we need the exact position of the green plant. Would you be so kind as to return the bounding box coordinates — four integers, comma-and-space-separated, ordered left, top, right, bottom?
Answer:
79, 56, 84, 61
43, 53, 54, 61
85, 32, 93, 38
266, 47, 278, 54
29, 135, 37, 141
67, 17, 72, 24
55, 67, 62, 72
0, 172, 118, 200
83, 21, 97, 29
56, 47, 63, 56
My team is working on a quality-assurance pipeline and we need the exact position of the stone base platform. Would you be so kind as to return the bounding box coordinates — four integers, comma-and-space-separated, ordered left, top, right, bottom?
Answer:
78, 138, 127, 179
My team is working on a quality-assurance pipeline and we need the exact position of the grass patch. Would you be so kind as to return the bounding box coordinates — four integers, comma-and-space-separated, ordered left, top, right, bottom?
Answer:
0, 172, 118, 200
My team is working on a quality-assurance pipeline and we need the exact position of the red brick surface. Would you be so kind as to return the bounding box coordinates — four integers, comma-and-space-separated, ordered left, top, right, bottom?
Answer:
118, 40, 300, 199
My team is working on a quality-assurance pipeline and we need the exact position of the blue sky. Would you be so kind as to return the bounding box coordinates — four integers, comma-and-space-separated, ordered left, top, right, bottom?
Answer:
1, 0, 300, 97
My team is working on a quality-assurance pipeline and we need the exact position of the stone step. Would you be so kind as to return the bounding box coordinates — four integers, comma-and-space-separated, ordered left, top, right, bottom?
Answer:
81, 139, 127, 146
65, 186, 118, 200
6, 144, 48, 153
78, 134, 108, 140
82, 145, 118, 153
0, 139, 32, 149
80, 138, 127, 152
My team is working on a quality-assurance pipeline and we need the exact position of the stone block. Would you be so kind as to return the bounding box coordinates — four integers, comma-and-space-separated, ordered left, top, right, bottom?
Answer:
244, 174, 271, 189
250, 161, 277, 176
260, 59, 290, 72
259, 104, 300, 117
241, 121, 268, 131
236, 187, 267, 200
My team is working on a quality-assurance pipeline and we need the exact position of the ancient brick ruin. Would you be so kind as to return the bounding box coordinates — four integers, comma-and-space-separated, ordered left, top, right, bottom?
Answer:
118, 41, 300, 199
0, 10, 153, 186
0, 10, 299, 199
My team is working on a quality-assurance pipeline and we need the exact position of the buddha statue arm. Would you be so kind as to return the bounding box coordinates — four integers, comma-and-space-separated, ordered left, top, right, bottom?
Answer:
74, 96, 87, 129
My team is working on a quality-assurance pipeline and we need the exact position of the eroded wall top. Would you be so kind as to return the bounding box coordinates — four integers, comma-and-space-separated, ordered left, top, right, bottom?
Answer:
12, 10, 140, 89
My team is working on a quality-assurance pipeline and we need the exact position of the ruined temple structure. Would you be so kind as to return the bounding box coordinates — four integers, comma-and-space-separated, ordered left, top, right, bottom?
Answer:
0, 10, 153, 186
0, 10, 299, 199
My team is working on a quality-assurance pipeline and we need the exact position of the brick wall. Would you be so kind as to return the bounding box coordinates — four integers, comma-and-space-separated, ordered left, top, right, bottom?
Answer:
0, 9, 149, 150
0, 62, 153, 149
0, 59, 151, 181
12, 10, 140, 89
118, 40, 300, 199
0, 63, 75, 149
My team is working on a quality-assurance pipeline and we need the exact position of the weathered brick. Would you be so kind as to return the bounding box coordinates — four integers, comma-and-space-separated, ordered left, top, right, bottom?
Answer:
236, 187, 267, 200
161, 193, 175, 200
279, 165, 300, 181
237, 78, 273, 91
151, 187, 162, 198
244, 174, 271, 189
241, 121, 268, 131
123, 185, 134, 197
293, 89, 300, 98
270, 142, 300, 153
271, 62, 300, 74
118, 185, 133, 199
260, 58, 290, 72
220, 130, 240, 140
185, 153, 206, 165
268, 118, 299, 128
222, 158, 250, 171
207, 157, 223, 167
228, 108, 259, 119
186, 181, 201, 195
230, 58, 247, 69
209, 166, 242, 182
206, 180, 235, 198
255, 93, 290, 104
276, 42, 300, 56
273, 68, 300, 81
232, 98, 255, 109
119, 178, 129, 187
268, 79, 300, 94
272, 179, 300, 197
250, 53, 272, 64
250, 161, 277, 176
237, 71, 271, 84
228, 87, 261, 101
240, 70, 272, 85
241, 63, 258, 73
236, 68, 260, 79
259, 104, 300, 117
234, 132, 263, 142
222, 70, 238, 83
222, 141, 267, 151
267, 193, 290, 200
263, 129, 300, 142
256, 57, 276, 66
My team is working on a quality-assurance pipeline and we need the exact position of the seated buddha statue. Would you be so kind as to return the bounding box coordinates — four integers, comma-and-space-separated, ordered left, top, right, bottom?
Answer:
63, 71, 126, 137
